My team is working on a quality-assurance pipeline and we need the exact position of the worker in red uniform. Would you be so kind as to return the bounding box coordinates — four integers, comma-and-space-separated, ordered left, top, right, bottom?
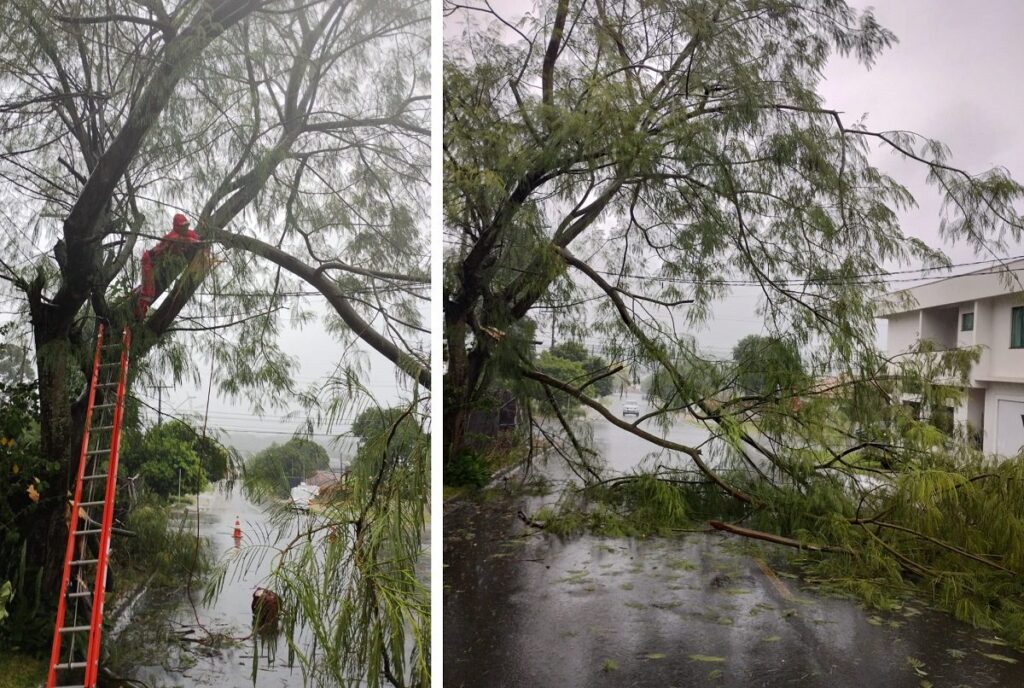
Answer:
135, 213, 201, 318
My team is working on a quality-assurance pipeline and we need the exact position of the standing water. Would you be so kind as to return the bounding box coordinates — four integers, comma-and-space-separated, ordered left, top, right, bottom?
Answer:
121, 488, 305, 687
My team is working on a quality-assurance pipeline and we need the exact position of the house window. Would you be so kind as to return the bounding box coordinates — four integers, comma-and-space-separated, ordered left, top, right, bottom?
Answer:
1012, 306, 1024, 349
961, 312, 974, 331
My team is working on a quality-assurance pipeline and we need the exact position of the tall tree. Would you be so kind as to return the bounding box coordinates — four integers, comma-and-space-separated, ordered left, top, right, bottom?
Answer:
0, 0, 429, 681
444, 0, 1024, 635
444, 0, 1022, 460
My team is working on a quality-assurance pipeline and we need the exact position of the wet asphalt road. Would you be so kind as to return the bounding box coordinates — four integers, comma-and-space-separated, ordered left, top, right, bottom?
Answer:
444, 493, 1024, 687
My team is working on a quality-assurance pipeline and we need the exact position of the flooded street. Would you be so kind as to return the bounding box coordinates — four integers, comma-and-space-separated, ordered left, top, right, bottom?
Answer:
120, 488, 307, 687
444, 410, 1024, 687
595, 396, 713, 474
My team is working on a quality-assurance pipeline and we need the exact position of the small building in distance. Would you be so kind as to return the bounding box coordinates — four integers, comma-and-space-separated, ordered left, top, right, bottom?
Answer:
881, 258, 1024, 457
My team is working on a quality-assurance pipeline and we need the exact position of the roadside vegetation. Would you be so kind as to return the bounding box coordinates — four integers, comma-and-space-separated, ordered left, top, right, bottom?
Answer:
444, 0, 1024, 648
242, 437, 331, 500
0, 370, 214, 675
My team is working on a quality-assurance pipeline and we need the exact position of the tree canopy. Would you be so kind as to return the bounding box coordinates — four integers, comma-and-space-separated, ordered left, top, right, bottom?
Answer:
444, 0, 1024, 644
731, 334, 805, 396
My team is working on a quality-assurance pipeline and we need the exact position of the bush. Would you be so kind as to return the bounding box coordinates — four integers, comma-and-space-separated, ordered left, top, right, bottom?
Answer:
120, 496, 209, 587
444, 449, 490, 488
122, 424, 206, 497
133, 420, 232, 482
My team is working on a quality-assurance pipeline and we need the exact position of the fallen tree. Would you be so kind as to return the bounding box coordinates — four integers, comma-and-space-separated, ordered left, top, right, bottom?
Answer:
444, 0, 1024, 644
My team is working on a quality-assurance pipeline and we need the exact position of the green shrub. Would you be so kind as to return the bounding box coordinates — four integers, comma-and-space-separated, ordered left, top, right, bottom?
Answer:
444, 449, 491, 488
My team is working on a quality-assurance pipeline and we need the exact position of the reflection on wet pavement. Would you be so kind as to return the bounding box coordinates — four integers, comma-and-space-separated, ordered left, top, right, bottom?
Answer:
444, 495, 1024, 688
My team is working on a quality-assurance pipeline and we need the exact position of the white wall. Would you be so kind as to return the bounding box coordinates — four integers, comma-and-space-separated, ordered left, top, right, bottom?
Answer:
886, 311, 920, 355
920, 306, 958, 349
982, 382, 1024, 456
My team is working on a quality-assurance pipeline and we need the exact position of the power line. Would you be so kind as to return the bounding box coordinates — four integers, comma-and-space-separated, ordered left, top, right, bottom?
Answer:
597, 257, 1024, 287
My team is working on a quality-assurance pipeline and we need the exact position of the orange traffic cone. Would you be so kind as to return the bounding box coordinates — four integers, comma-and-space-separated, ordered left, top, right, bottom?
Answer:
233, 517, 242, 540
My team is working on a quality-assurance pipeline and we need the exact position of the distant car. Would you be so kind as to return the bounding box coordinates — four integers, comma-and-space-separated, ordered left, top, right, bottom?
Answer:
622, 402, 640, 417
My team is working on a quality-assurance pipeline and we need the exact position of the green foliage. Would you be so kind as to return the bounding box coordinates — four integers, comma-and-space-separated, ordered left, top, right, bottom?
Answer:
549, 341, 589, 364
0, 652, 46, 688
141, 420, 233, 482
549, 342, 616, 396
0, 324, 31, 385
351, 406, 426, 501
0, 381, 57, 651
530, 351, 588, 411
119, 496, 210, 588
215, 397, 431, 688
0, 580, 11, 625
243, 437, 330, 499
731, 335, 806, 396
444, 449, 491, 488
122, 423, 206, 498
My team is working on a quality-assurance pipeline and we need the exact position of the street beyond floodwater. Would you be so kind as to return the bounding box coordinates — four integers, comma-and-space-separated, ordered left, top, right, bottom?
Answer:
444, 404, 1024, 687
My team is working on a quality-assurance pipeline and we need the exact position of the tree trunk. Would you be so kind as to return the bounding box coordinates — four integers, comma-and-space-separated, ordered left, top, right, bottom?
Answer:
444, 315, 470, 466
31, 317, 88, 589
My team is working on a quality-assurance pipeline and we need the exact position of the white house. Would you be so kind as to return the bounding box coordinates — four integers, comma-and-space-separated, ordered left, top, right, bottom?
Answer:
882, 258, 1024, 457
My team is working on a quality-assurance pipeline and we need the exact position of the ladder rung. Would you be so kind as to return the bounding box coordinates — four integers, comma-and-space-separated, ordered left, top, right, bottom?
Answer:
55, 685, 87, 687
82, 474, 108, 481
70, 559, 97, 566
91, 425, 114, 431
59, 625, 91, 633
53, 661, 88, 670
75, 529, 102, 536
67, 591, 92, 598
79, 500, 105, 507
95, 382, 119, 388
93, 403, 117, 409
85, 449, 110, 455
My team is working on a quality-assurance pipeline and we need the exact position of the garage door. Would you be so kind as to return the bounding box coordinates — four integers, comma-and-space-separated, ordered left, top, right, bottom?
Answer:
996, 399, 1024, 457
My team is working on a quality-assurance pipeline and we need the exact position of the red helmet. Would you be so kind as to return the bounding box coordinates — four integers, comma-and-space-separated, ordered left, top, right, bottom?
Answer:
172, 213, 189, 228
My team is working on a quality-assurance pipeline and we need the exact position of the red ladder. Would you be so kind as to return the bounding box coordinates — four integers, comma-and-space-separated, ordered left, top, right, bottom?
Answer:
47, 324, 131, 688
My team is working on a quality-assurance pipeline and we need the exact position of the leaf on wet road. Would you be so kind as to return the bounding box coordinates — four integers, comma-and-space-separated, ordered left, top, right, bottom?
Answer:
980, 652, 1018, 664
643, 653, 666, 660
689, 654, 726, 663
906, 656, 927, 677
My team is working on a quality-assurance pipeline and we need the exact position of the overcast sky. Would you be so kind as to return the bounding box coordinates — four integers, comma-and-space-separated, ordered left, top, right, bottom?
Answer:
149, 301, 427, 452
447, 0, 1024, 358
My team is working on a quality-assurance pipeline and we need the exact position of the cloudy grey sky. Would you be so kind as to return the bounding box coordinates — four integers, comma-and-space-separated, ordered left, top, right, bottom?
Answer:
447, 0, 1024, 358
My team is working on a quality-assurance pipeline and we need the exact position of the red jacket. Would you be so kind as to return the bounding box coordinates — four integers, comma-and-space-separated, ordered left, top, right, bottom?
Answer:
147, 227, 200, 261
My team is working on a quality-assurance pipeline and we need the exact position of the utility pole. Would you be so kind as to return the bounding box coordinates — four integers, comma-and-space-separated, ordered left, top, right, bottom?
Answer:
152, 384, 172, 425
